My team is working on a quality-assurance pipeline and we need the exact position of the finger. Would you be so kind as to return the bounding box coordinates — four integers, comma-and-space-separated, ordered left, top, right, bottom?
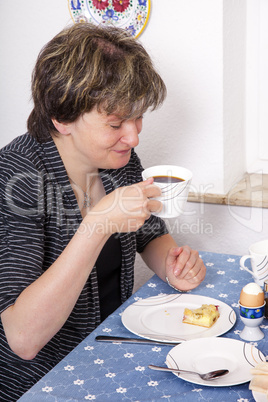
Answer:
178, 255, 201, 280
172, 247, 192, 276
172, 248, 201, 278
141, 200, 153, 221
147, 199, 163, 213
180, 255, 206, 282
144, 184, 162, 198
184, 263, 206, 284
129, 179, 156, 201
166, 247, 183, 272
137, 178, 154, 187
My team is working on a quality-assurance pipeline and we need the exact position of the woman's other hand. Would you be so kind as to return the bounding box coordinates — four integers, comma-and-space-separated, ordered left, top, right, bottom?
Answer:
165, 246, 206, 292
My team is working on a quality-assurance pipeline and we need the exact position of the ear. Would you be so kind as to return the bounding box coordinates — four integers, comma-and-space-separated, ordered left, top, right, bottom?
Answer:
52, 119, 71, 135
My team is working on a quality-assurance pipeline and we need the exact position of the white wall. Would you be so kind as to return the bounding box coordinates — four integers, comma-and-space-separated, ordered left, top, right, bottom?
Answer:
167, 201, 268, 255
1, 0, 245, 194
0, 1, 71, 146
138, 0, 226, 194
0, 0, 267, 257
246, 0, 268, 174
137, 0, 246, 195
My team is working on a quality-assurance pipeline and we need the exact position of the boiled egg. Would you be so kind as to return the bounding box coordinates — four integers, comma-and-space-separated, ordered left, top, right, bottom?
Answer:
240, 282, 264, 307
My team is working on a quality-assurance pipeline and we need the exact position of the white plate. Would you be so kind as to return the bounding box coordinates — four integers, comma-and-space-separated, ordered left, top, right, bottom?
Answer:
122, 294, 236, 342
252, 391, 268, 402
166, 337, 265, 387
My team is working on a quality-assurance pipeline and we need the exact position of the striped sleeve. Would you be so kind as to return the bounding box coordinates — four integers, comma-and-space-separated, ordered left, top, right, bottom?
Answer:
0, 151, 45, 313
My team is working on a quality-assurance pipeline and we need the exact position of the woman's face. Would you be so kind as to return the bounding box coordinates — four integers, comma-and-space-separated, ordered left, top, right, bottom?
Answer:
66, 108, 143, 170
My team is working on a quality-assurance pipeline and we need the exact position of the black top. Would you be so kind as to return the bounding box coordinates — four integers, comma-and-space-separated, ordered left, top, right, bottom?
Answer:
0, 133, 168, 401
96, 234, 122, 321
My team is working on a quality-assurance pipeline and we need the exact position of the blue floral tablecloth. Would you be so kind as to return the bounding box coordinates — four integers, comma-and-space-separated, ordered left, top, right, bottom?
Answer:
19, 252, 267, 401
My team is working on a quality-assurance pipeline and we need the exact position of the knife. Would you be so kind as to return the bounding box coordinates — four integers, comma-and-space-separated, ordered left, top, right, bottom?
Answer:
95, 335, 178, 345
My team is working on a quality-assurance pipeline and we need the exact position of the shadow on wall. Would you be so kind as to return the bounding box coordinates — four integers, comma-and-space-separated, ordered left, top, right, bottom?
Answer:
134, 253, 154, 293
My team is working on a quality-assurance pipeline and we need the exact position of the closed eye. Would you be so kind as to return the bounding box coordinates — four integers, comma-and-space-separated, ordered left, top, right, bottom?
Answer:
110, 115, 143, 130
110, 124, 122, 130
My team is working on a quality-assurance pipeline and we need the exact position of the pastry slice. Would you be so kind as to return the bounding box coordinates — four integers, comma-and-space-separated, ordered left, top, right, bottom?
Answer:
182, 304, 220, 328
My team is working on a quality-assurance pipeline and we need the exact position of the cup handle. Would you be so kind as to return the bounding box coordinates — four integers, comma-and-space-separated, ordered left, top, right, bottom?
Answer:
240, 255, 258, 279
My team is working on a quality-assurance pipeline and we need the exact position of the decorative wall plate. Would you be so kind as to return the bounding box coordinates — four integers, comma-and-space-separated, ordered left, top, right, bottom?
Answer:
68, 0, 151, 38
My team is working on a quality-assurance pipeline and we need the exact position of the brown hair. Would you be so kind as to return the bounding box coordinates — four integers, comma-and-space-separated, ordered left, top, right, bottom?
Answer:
27, 23, 166, 142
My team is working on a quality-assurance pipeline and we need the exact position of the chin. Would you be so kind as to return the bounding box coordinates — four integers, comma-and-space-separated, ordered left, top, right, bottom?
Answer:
109, 154, 131, 170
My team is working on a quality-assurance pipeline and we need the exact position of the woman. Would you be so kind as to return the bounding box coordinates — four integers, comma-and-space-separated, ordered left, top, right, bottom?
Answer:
0, 23, 206, 400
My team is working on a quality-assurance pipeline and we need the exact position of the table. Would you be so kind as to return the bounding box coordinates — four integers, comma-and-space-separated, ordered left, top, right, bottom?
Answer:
19, 252, 267, 401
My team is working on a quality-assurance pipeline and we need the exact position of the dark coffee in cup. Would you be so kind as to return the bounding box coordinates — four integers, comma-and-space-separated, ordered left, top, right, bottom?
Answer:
152, 175, 184, 183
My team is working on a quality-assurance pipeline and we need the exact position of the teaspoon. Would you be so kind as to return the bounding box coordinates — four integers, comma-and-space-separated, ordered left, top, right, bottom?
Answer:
148, 364, 229, 381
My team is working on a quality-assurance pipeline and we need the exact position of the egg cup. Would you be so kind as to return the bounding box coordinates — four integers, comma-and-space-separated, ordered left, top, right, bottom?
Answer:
239, 302, 265, 341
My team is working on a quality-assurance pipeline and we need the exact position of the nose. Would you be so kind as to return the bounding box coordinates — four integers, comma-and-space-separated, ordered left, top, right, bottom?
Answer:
120, 119, 141, 148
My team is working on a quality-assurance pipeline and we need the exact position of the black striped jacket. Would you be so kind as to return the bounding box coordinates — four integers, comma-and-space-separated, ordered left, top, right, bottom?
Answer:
0, 133, 167, 400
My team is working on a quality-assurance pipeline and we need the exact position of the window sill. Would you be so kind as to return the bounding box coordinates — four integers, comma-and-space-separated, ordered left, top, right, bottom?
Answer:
188, 173, 268, 208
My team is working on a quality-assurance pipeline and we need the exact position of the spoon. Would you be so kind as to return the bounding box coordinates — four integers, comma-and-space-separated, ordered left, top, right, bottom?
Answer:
148, 364, 229, 381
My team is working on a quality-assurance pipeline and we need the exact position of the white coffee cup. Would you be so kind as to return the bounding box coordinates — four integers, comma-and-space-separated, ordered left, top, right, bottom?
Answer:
142, 165, 192, 219
240, 239, 268, 287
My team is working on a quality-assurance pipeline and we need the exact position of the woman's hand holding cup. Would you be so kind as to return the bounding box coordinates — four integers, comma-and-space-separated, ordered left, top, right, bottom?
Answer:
90, 179, 162, 233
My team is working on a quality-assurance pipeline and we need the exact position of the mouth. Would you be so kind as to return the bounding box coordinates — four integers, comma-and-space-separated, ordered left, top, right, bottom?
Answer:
113, 149, 131, 155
